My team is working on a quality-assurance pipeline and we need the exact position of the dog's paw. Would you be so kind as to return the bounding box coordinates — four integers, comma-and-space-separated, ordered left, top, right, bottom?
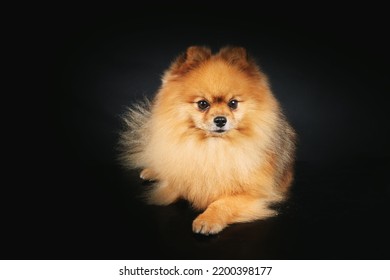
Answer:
140, 168, 156, 181
146, 181, 179, 206
192, 213, 227, 235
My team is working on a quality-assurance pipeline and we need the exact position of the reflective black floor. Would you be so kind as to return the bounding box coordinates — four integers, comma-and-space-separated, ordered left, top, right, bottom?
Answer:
5, 158, 389, 260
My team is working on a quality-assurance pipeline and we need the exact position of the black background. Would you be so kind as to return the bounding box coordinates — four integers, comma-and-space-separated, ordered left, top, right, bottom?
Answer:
6, 5, 389, 259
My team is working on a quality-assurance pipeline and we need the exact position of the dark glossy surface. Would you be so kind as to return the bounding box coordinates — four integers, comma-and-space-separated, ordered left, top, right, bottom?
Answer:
5, 158, 389, 259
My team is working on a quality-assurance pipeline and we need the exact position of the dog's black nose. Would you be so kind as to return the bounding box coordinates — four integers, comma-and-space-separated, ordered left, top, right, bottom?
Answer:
214, 116, 227, 128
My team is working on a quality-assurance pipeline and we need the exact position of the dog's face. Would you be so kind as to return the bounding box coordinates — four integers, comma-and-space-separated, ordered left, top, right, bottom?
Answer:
157, 46, 274, 139
191, 95, 240, 136
183, 60, 249, 137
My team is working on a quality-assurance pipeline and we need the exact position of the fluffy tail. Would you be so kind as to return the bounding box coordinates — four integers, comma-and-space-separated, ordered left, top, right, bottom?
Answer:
118, 98, 152, 169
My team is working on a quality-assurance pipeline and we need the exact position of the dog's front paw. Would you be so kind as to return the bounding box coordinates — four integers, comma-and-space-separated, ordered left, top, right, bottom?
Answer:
192, 212, 227, 235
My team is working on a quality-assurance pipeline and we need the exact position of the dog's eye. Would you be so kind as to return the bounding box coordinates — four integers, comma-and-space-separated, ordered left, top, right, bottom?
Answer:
197, 100, 210, 110
228, 99, 238, 110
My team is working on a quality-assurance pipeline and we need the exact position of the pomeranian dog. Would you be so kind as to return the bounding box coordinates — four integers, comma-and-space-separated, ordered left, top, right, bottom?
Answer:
120, 46, 296, 235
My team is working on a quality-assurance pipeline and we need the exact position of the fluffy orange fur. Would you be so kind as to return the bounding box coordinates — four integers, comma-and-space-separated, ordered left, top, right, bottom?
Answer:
120, 46, 296, 235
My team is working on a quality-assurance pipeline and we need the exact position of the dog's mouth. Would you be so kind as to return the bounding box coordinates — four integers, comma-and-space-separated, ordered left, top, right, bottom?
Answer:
210, 129, 228, 135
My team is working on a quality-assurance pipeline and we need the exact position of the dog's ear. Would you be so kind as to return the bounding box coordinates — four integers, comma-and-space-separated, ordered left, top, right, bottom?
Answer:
218, 46, 259, 76
186, 46, 212, 66
218, 46, 247, 65
165, 46, 211, 79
